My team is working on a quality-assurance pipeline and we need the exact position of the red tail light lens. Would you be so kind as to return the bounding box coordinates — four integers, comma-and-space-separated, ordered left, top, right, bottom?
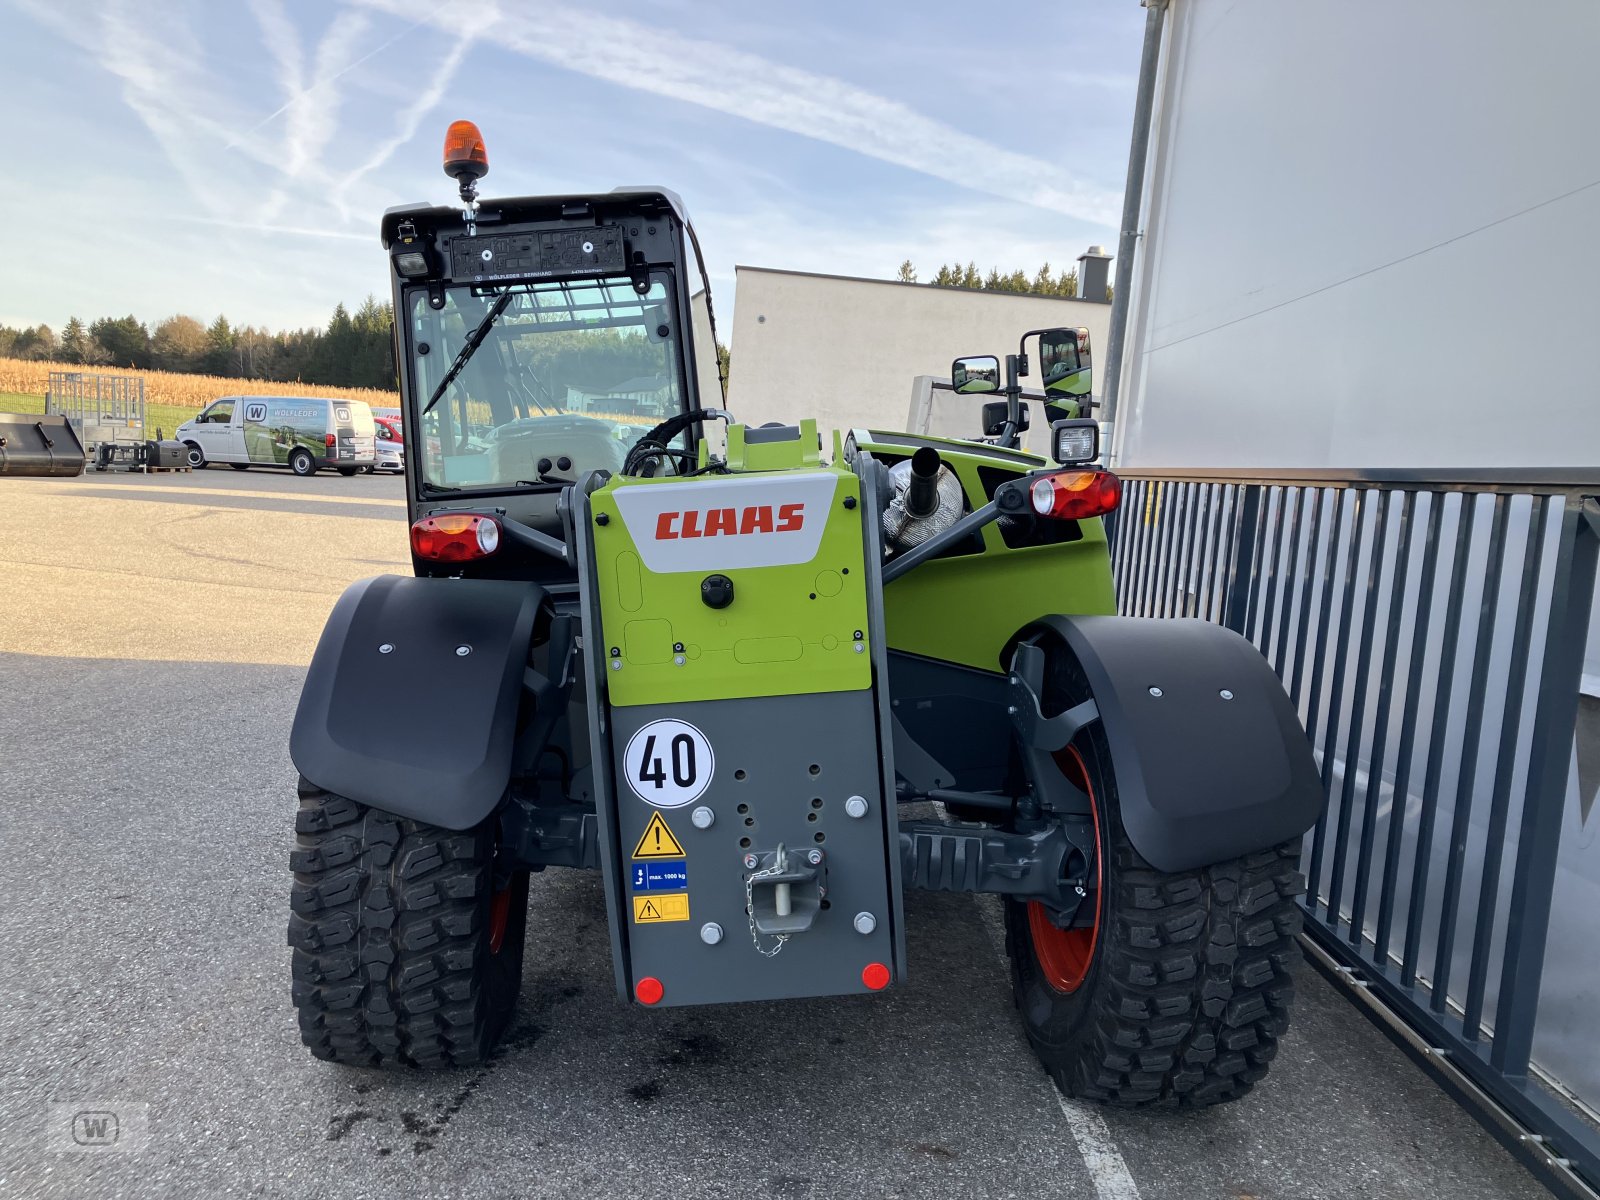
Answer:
411, 513, 501, 562
1029, 469, 1122, 520
325, 433, 337, 448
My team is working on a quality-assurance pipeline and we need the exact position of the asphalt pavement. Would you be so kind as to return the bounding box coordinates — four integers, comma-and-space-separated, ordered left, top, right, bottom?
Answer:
0, 467, 1553, 1199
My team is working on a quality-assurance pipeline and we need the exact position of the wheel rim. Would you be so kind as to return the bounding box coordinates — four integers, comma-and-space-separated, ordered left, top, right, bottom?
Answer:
186, 446, 202, 467
1027, 745, 1102, 994
487, 884, 512, 955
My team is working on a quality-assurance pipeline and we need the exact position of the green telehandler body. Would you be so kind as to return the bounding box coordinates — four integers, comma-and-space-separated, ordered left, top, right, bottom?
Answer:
287, 123, 1323, 1105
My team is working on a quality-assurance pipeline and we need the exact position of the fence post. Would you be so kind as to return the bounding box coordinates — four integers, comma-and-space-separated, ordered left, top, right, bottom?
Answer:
1491, 497, 1600, 1079
1221, 484, 1262, 634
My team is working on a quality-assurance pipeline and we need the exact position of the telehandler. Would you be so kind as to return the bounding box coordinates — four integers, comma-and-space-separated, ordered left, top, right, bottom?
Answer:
288, 121, 1323, 1106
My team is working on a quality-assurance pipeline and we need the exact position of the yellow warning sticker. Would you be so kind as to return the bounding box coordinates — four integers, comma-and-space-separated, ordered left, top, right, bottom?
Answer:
633, 893, 690, 923
632, 812, 687, 859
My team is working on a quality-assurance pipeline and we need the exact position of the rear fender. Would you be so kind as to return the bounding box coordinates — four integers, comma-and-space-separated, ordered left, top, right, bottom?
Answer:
290, 575, 545, 830
1015, 615, 1324, 872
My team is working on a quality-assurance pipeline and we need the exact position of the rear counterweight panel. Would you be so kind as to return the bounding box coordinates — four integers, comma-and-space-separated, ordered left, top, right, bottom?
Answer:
610, 691, 896, 1006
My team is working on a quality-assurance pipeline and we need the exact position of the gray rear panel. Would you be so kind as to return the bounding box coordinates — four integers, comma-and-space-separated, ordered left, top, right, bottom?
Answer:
610, 690, 895, 1006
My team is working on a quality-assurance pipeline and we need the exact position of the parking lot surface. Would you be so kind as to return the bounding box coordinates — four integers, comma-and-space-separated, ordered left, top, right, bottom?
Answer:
0, 469, 1552, 1199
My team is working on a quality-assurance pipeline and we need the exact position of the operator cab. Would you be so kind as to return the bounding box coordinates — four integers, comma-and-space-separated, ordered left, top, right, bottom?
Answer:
382, 122, 725, 586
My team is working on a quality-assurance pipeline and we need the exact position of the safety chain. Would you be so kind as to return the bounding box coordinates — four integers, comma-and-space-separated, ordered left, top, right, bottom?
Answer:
744, 863, 790, 958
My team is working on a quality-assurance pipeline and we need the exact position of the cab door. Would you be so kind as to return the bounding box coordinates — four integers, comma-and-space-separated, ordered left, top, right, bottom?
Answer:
191, 398, 240, 462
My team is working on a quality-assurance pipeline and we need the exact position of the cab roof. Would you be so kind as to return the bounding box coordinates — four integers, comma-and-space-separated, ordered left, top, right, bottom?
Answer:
380, 187, 692, 248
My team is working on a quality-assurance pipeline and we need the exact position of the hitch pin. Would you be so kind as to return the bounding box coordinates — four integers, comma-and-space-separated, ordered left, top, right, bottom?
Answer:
774, 843, 791, 918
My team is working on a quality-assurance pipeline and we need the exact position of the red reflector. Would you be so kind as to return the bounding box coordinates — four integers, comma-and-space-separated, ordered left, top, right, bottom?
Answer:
410, 513, 501, 562
1029, 469, 1122, 521
635, 976, 664, 1005
862, 962, 891, 991
325, 433, 337, 448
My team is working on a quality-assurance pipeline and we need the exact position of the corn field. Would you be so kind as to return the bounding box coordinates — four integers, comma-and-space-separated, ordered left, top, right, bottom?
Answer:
0, 357, 398, 412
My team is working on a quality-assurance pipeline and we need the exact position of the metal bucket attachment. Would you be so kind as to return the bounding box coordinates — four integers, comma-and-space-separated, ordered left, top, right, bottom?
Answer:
0, 413, 86, 477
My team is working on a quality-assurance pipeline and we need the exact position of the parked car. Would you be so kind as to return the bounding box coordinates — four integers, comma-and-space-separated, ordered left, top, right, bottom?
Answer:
177, 396, 377, 476
372, 415, 404, 473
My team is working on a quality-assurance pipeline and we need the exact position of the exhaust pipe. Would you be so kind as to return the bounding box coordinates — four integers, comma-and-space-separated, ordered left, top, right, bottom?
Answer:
904, 447, 942, 519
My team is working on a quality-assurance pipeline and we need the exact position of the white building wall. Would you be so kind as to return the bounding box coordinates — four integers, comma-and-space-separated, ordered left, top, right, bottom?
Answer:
1115, 0, 1600, 471
727, 267, 1111, 437
1111, 0, 1600, 1116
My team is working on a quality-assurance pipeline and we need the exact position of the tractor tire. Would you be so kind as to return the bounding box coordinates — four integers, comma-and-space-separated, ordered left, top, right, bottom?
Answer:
1004, 647, 1305, 1108
288, 777, 529, 1069
289, 448, 316, 477
183, 441, 206, 469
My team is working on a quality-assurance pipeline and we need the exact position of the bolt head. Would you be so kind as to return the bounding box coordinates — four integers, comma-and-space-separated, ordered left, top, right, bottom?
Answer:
743, 853, 758, 870
378, 643, 394, 654
806, 848, 823, 865
690, 805, 714, 829
844, 795, 869, 819
1219, 688, 1235, 700
699, 922, 723, 945
853, 642, 865, 654
853, 912, 877, 935
456, 645, 472, 657
1148, 685, 1163, 698
673, 655, 686, 666
610, 660, 622, 671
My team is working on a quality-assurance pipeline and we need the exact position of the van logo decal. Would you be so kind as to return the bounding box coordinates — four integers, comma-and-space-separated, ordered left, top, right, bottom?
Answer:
244, 403, 267, 423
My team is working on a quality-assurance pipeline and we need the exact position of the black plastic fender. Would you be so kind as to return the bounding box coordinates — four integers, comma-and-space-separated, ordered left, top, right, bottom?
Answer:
290, 575, 544, 830
1021, 615, 1324, 872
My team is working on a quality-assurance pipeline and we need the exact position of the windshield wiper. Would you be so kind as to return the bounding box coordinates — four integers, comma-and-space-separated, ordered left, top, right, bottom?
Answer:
422, 290, 515, 416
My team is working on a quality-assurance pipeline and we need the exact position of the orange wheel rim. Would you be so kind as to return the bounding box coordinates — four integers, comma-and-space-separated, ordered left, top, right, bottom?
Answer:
488, 886, 512, 955
1028, 745, 1102, 994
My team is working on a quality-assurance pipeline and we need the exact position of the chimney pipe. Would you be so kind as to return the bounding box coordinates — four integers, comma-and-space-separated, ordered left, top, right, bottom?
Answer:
1077, 245, 1112, 304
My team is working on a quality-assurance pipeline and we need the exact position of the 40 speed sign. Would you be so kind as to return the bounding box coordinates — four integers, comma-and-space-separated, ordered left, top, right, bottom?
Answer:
623, 719, 715, 808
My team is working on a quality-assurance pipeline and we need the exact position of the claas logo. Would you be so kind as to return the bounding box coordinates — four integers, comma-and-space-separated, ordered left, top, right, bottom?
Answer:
655, 503, 805, 540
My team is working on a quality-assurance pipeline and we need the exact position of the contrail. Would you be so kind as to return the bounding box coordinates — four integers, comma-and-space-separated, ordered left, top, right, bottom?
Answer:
225, 16, 425, 150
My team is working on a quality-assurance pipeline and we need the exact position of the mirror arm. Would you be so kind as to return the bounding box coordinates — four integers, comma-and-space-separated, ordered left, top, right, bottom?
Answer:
882, 498, 1000, 585
501, 514, 570, 563
999, 353, 1023, 449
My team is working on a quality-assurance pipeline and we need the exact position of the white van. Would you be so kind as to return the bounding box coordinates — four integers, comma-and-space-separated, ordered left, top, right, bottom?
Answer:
177, 396, 377, 476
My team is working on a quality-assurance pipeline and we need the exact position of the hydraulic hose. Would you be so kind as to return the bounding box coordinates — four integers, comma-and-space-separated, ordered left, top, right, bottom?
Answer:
904, 447, 942, 519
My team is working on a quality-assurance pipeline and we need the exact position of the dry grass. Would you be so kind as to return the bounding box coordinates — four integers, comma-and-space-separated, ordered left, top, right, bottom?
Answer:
0, 357, 398, 412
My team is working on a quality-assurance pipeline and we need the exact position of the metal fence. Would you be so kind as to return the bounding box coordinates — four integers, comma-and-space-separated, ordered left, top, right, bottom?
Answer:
1107, 468, 1600, 1194
46, 371, 145, 446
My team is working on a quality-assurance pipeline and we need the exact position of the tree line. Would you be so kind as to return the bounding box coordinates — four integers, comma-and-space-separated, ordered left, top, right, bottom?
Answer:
896, 260, 1106, 300
0, 297, 398, 391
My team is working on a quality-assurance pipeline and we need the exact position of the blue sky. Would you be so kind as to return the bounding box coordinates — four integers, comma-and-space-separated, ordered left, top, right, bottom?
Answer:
3, 0, 1143, 337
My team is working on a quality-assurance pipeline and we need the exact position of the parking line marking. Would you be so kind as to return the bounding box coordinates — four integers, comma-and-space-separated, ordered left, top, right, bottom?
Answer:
1053, 1091, 1141, 1200
956, 868, 1142, 1200
62, 484, 409, 506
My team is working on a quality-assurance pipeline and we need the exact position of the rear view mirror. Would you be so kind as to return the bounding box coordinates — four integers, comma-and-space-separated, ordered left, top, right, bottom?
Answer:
951, 355, 1000, 394
1039, 328, 1091, 398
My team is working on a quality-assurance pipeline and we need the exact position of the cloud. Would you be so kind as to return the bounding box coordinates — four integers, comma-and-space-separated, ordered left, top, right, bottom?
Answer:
248, 1, 372, 220
332, 33, 475, 221
349, 0, 1120, 227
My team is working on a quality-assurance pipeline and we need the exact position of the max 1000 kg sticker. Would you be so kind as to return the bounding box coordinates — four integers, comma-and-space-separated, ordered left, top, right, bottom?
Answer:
624, 719, 714, 808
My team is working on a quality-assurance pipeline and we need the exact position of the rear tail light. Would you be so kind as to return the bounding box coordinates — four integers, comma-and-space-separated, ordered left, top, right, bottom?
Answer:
325, 433, 337, 448
1029, 469, 1122, 520
411, 513, 501, 561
